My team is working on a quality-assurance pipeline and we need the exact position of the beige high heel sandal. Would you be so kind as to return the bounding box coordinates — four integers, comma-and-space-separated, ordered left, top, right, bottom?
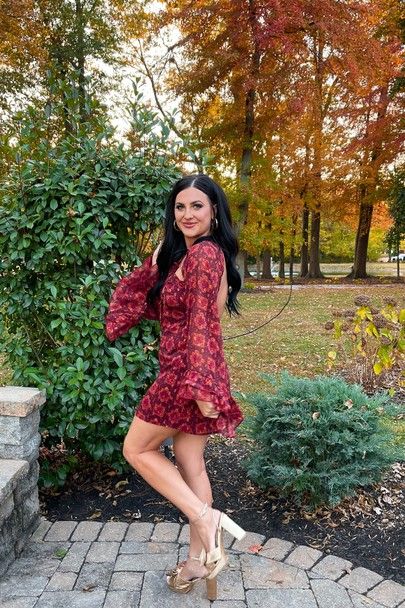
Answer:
166, 547, 206, 578
192, 502, 246, 601
166, 548, 206, 594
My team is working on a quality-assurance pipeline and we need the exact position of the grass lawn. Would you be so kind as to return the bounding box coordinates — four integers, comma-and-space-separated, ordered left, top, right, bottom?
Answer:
223, 284, 405, 396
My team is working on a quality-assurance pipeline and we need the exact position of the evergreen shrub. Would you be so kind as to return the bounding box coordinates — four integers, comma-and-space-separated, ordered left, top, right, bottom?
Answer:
0, 90, 180, 480
241, 372, 402, 507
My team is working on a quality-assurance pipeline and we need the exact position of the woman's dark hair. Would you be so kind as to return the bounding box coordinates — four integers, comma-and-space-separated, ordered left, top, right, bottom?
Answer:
147, 174, 241, 315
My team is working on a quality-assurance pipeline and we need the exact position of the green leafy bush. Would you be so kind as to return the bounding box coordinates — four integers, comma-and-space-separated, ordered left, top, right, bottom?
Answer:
325, 295, 405, 392
0, 90, 180, 474
241, 372, 402, 507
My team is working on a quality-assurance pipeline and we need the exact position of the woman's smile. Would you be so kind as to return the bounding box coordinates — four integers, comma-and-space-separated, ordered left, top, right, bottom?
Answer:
174, 186, 215, 247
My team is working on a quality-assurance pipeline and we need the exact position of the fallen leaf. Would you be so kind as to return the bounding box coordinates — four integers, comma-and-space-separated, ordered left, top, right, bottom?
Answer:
82, 585, 96, 592
248, 544, 263, 553
115, 480, 129, 491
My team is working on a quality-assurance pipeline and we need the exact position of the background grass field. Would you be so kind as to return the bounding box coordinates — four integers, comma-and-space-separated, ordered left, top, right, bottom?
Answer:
223, 284, 405, 392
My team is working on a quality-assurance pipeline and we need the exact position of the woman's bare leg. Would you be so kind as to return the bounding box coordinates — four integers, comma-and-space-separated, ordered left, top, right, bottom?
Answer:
123, 416, 219, 559
172, 431, 212, 579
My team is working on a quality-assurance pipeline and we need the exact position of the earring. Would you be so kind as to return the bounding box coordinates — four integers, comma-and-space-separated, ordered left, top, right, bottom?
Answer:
173, 220, 181, 231
211, 217, 219, 230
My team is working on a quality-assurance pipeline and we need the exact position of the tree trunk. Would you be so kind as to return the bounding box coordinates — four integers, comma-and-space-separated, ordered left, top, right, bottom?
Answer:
306, 30, 324, 279
307, 207, 324, 278
256, 255, 261, 279
262, 249, 273, 279
348, 198, 373, 278
278, 241, 285, 278
300, 205, 309, 277
348, 86, 390, 279
243, 251, 252, 278
235, 0, 261, 287
289, 212, 298, 280
299, 137, 310, 277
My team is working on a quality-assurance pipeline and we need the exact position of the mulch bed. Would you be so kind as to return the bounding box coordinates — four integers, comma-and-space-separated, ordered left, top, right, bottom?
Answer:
39, 437, 404, 585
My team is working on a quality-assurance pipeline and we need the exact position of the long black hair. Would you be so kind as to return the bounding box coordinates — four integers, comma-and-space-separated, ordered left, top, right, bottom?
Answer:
147, 174, 241, 316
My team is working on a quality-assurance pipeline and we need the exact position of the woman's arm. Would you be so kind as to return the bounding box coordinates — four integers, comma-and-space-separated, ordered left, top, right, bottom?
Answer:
105, 255, 159, 342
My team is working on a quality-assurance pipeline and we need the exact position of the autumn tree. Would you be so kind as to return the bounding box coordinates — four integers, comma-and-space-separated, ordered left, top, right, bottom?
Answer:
344, 1, 404, 277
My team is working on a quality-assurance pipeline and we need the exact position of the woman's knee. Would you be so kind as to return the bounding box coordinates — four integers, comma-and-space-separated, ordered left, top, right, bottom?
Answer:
122, 435, 144, 469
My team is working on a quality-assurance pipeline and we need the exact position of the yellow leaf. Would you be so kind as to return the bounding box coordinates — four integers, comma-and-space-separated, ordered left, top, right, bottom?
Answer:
373, 362, 383, 375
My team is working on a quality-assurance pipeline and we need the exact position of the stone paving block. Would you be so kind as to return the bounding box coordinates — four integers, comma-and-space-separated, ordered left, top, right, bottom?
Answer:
109, 572, 143, 591
0, 576, 49, 598
151, 522, 180, 543
34, 590, 106, 608
367, 580, 405, 607
44, 521, 78, 542
46, 572, 77, 591
103, 590, 140, 608
85, 542, 119, 563
285, 545, 323, 570
30, 518, 52, 542
115, 553, 175, 572
74, 562, 114, 591
214, 529, 234, 549
216, 568, 245, 601
58, 542, 90, 573
311, 554, 353, 581
241, 554, 309, 589
178, 524, 190, 544
232, 532, 266, 554
0, 598, 38, 608
340, 567, 384, 594
260, 538, 294, 561
349, 590, 386, 608
212, 602, 247, 608
21, 542, 71, 561
6, 557, 60, 577
311, 578, 353, 608
120, 541, 177, 554
98, 522, 128, 542
246, 588, 318, 608
125, 522, 154, 542
71, 522, 102, 542
139, 571, 211, 607
307, 571, 328, 580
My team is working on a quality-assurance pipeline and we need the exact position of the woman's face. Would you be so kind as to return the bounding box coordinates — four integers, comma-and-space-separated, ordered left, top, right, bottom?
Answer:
174, 186, 215, 247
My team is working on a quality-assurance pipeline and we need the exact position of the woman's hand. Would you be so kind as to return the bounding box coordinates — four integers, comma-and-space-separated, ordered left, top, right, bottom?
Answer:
196, 400, 219, 418
152, 242, 162, 266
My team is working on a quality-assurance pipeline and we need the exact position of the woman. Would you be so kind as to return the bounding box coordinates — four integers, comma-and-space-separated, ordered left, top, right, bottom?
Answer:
105, 174, 245, 600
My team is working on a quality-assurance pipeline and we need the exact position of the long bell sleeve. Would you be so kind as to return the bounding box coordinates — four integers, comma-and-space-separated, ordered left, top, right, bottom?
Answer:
176, 241, 225, 403
105, 255, 159, 342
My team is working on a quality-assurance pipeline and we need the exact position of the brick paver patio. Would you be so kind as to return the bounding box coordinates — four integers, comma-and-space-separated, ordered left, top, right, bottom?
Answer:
0, 518, 404, 607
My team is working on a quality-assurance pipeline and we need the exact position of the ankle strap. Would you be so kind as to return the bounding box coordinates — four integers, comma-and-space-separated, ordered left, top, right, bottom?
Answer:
190, 502, 208, 524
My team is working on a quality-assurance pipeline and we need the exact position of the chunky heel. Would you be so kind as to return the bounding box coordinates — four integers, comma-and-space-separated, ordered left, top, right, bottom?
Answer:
206, 576, 217, 600
191, 503, 246, 600
221, 513, 246, 541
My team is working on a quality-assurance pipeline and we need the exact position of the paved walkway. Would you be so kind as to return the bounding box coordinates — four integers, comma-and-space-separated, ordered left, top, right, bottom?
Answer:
0, 518, 404, 608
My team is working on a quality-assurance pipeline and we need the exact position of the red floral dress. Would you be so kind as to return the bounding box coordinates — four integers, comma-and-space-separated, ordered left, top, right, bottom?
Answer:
105, 240, 243, 438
